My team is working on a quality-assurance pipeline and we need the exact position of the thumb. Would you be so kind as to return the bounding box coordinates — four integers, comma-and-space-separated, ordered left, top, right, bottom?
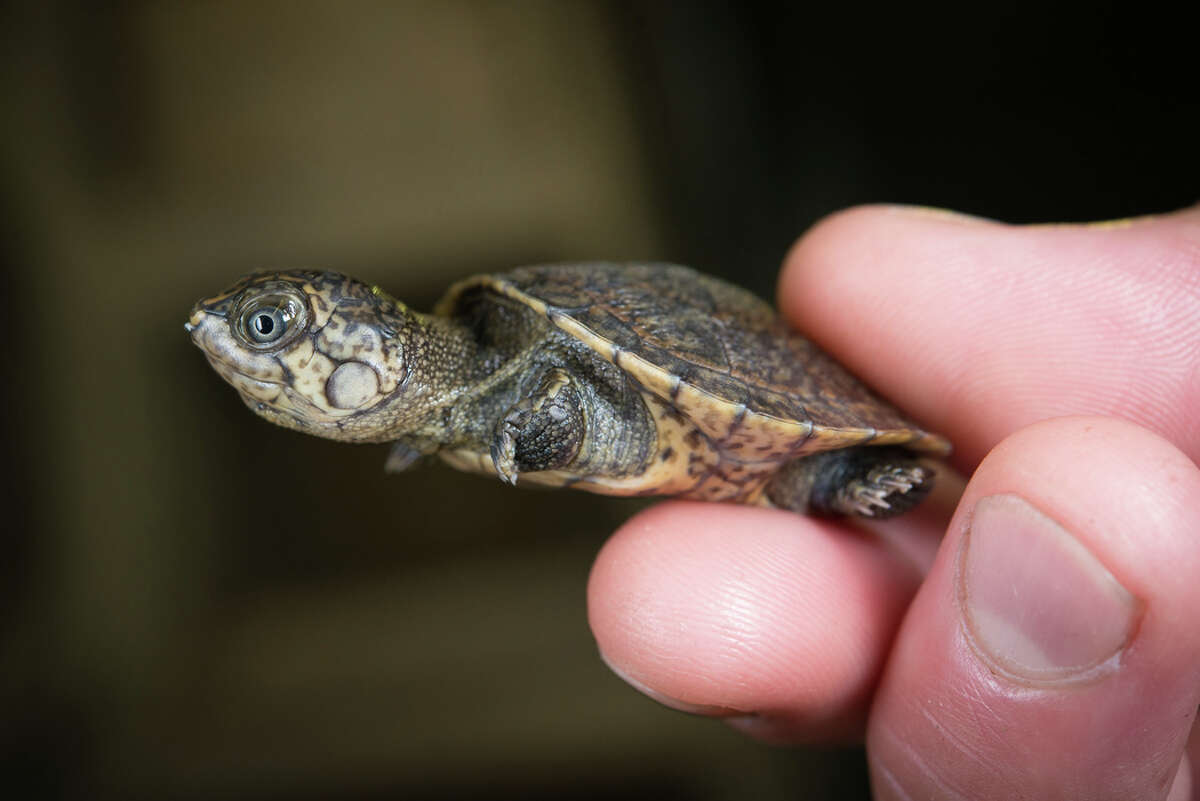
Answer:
867, 416, 1200, 800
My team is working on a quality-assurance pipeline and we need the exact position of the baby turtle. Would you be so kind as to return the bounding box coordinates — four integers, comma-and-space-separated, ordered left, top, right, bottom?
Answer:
187, 263, 949, 517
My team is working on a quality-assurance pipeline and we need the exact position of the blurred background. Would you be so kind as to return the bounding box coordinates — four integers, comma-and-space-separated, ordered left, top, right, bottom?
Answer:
2, 2, 1196, 799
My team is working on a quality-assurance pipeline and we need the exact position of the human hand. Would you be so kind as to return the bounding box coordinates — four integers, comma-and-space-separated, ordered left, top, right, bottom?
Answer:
588, 205, 1200, 799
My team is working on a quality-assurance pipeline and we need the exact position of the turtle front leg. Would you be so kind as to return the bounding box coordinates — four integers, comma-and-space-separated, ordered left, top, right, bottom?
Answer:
490, 368, 584, 485
766, 447, 934, 518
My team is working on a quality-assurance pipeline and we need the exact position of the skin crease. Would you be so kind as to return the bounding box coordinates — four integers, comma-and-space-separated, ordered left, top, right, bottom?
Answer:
588, 205, 1200, 800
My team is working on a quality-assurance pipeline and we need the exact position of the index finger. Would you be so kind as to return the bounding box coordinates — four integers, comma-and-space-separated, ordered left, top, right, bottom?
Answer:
778, 205, 1200, 468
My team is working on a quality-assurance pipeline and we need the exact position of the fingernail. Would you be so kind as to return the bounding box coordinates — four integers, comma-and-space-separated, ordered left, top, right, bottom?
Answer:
959, 494, 1141, 682
1078, 216, 1150, 229
1030, 215, 1157, 231
883, 204, 996, 225
598, 651, 748, 717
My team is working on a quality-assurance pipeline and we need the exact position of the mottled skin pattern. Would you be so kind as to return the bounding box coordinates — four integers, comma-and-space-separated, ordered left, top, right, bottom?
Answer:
188, 263, 950, 517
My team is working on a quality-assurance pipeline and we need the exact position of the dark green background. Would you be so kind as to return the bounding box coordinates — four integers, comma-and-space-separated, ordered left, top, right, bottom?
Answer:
2, 3, 1196, 799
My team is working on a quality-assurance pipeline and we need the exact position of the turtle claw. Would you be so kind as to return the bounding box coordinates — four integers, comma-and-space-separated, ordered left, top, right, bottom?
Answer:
493, 453, 520, 486
836, 463, 932, 519
490, 414, 523, 486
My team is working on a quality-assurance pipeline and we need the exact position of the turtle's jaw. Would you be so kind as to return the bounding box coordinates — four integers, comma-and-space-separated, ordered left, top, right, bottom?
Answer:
184, 305, 214, 339
188, 314, 335, 436
187, 307, 295, 410
187, 308, 286, 381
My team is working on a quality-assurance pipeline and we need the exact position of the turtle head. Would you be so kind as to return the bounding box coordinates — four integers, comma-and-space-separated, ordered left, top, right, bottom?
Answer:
186, 270, 423, 442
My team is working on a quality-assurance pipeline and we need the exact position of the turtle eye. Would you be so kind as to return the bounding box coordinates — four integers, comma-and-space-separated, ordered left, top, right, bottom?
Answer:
247, 307, 287, 343
234, 290, 308, 350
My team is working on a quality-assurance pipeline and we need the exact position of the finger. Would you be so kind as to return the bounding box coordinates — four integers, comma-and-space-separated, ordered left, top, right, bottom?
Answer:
1174, 726, 1200, 801
867, 416, 1200, 800
779, 205, 1200, 467
1168, 751, 1192, 801
588, 501, 923, 742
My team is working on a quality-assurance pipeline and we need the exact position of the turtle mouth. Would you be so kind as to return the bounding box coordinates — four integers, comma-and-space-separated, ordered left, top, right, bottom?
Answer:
202, 351, 285, 389
185, 307, 220, 346
186, 312, 226, 362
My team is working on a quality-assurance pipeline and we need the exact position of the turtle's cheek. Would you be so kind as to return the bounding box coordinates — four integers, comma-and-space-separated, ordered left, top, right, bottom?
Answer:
325, 361, 382, 410
190, 315, 286, 384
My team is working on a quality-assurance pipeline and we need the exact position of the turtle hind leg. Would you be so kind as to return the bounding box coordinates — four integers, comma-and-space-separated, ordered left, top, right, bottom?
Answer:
832, 458, 934, 518
766, 446, 934, 519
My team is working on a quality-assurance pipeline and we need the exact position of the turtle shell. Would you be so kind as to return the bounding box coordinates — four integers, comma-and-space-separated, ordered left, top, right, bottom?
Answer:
437, 263, 949, 472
